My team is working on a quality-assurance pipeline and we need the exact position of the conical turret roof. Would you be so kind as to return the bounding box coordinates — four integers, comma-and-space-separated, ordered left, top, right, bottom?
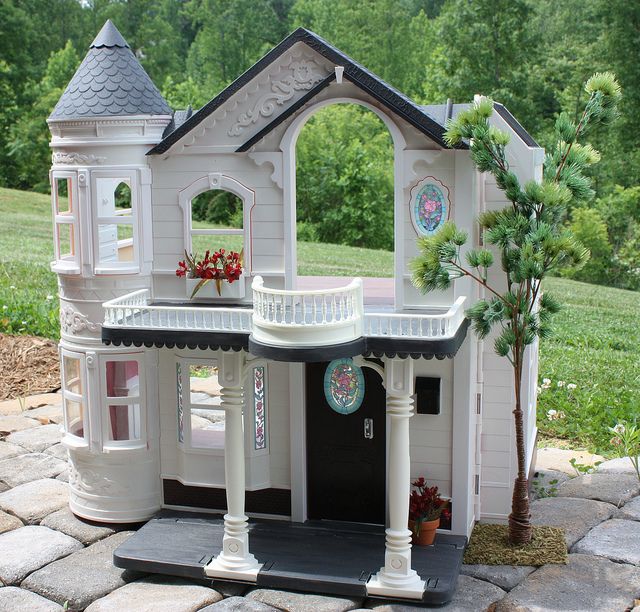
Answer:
49, 20, 171, 121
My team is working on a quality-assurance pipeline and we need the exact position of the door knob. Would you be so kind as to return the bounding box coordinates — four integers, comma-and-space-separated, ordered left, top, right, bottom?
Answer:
364, 418, 374, 439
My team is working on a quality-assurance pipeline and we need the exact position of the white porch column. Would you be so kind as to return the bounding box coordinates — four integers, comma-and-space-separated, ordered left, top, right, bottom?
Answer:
368, 358, 425, 600
204, 351, 261, 581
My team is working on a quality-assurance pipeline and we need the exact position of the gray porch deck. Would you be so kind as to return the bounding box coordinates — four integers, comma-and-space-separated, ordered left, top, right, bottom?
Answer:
113, 511, 467, 606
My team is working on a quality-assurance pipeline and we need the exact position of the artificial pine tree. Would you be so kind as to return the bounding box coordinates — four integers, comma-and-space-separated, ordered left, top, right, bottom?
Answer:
411, 73, 621, 545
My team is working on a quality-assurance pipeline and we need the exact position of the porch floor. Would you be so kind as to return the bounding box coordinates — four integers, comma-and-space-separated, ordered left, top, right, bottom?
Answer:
113, 511, 466, 606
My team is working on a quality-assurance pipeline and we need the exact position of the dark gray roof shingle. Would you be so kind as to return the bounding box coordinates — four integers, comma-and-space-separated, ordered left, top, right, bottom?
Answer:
49, 20, 171, 121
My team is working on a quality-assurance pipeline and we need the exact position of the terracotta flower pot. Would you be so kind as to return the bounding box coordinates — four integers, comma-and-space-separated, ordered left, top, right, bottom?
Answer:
409, 517, 440, 546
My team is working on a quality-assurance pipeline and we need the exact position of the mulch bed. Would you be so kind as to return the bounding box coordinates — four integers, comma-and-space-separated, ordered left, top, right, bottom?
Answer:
0, 333, 60, 400
464, 524, 567, 566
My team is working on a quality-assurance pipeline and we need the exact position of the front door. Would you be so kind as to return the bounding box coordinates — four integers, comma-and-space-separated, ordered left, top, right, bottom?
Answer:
306, 360, 386, 524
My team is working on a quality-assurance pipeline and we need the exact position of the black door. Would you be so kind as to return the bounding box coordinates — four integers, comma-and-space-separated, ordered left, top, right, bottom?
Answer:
306, 361, 386, 524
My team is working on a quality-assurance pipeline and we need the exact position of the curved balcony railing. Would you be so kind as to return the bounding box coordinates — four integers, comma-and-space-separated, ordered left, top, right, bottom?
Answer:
251, 276, 364, 347
103, 289, 252, 333
364, 296, 466, 339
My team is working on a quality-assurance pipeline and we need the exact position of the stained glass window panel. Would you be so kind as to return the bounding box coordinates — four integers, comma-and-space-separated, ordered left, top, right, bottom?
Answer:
413, 182, 449, 236
323, 358, 365, 415
254, 366, 266, 450
176, 362, 184, 443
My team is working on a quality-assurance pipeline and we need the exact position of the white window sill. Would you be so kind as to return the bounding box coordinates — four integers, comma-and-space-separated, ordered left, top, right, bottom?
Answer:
61, 433, 89, 450
94, 266, 140, 275
51, 261, 81, 275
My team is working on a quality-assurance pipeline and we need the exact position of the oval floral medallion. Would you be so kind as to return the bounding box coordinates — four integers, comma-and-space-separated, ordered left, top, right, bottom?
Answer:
410, 177, 451, 236
323, 358, 365, 415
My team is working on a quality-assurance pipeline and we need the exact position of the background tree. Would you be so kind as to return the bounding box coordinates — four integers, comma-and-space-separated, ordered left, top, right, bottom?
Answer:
411, 73, 621, 544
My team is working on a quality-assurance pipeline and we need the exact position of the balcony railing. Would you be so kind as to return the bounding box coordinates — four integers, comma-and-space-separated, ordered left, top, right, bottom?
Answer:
102, 285, 466, 347
251, 276, 364, 347
364, 296, 466, 339
103, 289, 252, 333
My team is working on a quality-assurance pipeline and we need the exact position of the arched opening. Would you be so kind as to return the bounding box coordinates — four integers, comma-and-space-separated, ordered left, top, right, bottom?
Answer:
286, 99, 400, 303
189, 189, 243, 256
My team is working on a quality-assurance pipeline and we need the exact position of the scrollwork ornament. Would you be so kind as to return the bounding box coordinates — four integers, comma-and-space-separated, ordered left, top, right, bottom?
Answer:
52, 152, 106, 165
59, 306, 100, 335
228, 59, 326, 137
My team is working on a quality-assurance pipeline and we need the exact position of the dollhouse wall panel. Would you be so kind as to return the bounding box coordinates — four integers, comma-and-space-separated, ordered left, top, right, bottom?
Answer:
265, 361, 292, 489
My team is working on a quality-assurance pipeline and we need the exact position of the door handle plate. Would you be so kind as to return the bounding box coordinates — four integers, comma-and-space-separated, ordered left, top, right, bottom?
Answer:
364, 418, 374, 439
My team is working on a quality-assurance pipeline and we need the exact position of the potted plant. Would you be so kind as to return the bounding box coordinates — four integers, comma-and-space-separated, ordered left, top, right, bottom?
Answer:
408, 476, 450, 546
176, 249, 244, 300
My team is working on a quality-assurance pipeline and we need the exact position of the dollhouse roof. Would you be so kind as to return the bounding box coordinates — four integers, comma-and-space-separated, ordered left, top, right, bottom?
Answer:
148, 28, 467, 155
48, 20, 171, 122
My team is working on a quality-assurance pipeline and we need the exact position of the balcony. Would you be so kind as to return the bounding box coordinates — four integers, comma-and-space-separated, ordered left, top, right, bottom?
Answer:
102, 280, 468, 360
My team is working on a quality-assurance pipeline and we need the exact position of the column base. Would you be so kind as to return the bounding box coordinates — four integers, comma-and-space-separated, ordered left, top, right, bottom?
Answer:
367, 571, 426, 600
203, 555, 262, 582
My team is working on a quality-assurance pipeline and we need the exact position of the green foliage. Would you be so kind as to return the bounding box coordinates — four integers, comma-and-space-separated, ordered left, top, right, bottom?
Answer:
608, 421, 640, 481
296, 104, 394, 250
563, 208, 612, 285
537, 277, 640, 455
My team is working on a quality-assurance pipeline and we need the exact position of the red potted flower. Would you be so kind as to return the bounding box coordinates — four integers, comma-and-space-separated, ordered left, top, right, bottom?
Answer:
176, 249, 244, 299
408, 476, 450, 546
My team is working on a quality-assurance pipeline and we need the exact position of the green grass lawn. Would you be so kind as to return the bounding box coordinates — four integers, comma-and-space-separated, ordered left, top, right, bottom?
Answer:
1, 186, 638, 454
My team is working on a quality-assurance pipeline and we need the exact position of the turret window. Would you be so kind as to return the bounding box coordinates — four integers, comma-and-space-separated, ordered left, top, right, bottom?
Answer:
51, 174, 80, 274
92, 172, 139, 274
101, 354, 145, 448
61, 351, 87, 444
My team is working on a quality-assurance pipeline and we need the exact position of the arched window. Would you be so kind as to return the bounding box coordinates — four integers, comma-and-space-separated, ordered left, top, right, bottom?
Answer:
189, 189, 243, 257
92, 171, 139, 274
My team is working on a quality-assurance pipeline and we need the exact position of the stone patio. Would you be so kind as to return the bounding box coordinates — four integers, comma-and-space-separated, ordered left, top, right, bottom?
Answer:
0, 396, 639, 611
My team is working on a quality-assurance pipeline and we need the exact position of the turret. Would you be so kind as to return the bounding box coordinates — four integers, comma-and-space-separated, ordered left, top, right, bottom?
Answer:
48, 20, 171, 522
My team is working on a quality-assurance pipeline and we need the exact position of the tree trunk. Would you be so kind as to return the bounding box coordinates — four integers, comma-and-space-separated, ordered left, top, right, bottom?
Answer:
508, 348, 533, 545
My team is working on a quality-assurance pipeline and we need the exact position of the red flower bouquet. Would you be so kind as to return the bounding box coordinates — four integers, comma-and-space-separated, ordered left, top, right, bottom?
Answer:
176, 249, 243, 298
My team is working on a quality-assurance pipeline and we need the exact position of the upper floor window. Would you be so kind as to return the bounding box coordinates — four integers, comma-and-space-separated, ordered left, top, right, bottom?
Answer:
51, 174, 80, 274
189, 189, 243, 258
92, 172, 139, 274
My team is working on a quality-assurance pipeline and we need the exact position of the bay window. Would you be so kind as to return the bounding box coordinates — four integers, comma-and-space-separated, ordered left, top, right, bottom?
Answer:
51, 174, 80, 274
61, 350, 87, 444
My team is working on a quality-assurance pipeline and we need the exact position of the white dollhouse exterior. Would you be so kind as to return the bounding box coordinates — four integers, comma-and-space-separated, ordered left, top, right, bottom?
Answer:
48, 21, 542, 604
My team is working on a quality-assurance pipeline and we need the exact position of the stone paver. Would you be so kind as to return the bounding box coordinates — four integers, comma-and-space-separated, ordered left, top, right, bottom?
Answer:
26, 403, 64, 424
0, 440, 25, 460
598, 456, 640, 474
494, 553, 640, 612
0, 414, 40, 433
0, 394, 62, 416
530, 496, 617, 547
369, 575, 506, 611
41, 507, 116, 545
0, 478, 69, 524
56, 468, 69, 482
572, 518, 640, 564
557, 473, 640, 506
209, 581, 248, 598
0, 481, 8, 493
200, 596, 278, 611
617, 496, 640, 521
21, 531, 142, 611
247, 588, 362, 612
0, 525, 81, 584
460, 563, 536, 590
535, 447, 604, 475
530, 469, 570, 501
190, 376, 221, 395
44, 442, 68, 461
0, 509, 23, 534
0, 586, 64, 611
0, 452, 67, 487
6, 423, 63, 452
85, 576, 222, 611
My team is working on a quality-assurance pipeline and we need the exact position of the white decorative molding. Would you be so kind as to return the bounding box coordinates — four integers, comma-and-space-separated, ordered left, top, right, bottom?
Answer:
248, 152, 283, 188
60, 305, 100, 334
52, 152, 106, 165
69, 464, 129, 496
228, 59, 327, 137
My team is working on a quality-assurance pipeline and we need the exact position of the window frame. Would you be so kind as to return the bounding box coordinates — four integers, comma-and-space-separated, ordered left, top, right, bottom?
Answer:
99, 352, 146, 450
60, 349, 88, 448
51, 172, 81, 274
177, 357, 226, 456
178, 174, 254, 276
91, 170, 140, 275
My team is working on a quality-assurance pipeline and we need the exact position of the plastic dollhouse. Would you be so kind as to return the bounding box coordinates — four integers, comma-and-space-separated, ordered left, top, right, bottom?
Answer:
48, 21, 542, 605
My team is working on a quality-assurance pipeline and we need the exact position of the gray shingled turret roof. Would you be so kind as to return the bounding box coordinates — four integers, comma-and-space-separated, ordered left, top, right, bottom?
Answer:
48, 20, 172, 121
